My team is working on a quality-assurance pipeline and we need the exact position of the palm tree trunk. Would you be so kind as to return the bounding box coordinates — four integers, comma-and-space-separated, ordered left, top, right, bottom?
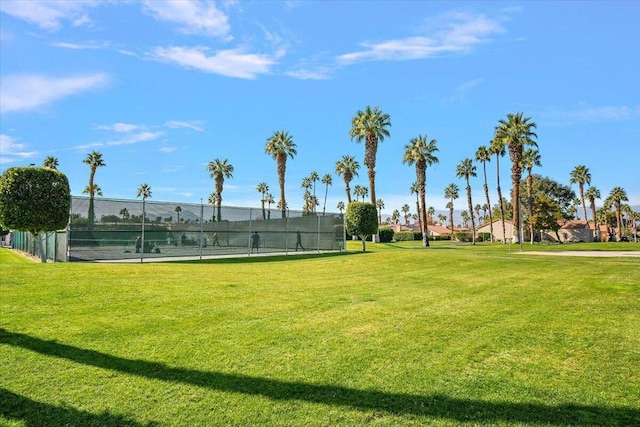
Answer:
510, 150, 522, 244
278, 155, 286, 219
527, 174, 534, 245
580, 185, 588, 226
482, 162, 494, 242
323, 185, 328, 216
466, 181, 475, 245
590, 201, 599, 241
496, 155, 506, 244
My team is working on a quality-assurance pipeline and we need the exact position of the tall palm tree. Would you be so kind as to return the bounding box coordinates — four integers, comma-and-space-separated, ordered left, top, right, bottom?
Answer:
136, 183, 151, 262
569, 165, 591, 225
335, 155, 359, 204
585, 186, 601, 241
608, 187, 628, 241
522, 148, 542, 243
207, 158, 234, 222
474, 204, 482, 224
401, 204, 411, 226
301, 176, 312, 213
82, 184, 103, 213
403, 134, 438, 247
174, 205, 182, 224
265, 130, 297, 219
83, 151, 106, 228
490, 135, 507, 243
376, 199, 385, 224
353, 185, 364, 202
309, 171, 319, 214
456, 158, 477, 244
337, 201, 345, 216
495, 112, 538, 244
257, 182, 269, 220
321, 174, 333, 216
43, 156, 59, 170
438, 213, 447, 226
349, 105, 391, 205
444, 183, 459, 233
475, 145, 493, 242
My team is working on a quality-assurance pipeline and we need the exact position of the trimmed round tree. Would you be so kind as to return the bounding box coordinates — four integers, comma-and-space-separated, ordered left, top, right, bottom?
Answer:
345, 202, 378, 252
0, 167, 71, 262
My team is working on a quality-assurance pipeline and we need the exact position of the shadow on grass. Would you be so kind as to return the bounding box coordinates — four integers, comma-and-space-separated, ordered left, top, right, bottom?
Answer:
0, 387, 156, 427
2, 329, 638, 425
170, 251, 357, 265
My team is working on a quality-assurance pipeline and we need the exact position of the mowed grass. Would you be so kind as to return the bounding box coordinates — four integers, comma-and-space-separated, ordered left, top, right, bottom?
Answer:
1, 242, 639, 426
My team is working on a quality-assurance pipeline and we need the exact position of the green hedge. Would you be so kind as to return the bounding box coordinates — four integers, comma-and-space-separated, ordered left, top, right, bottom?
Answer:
379, 227, 394, 243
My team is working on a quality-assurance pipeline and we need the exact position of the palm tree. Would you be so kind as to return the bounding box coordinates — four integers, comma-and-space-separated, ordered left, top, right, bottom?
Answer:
257, 182, 269, 220
309, 171, 319, 214
475, 145, 493, 242
391, 209, 400, 225
522, 148, 542, 243
349, 105, 391, 205
83, 151, 106, 228
174, 205, 182, 224
266, 193, 275, 219
43, 156, 59, 170
456, 158, 477, 244
585, 186, 601, 241
495, 112, 538, 244
428, 206, 435, 225
376, 199, 385, 224
321, 174, 333, 216
403, 134, 439, 247
444, 183, 459, 233
301, 176, 313, 213
401, 204, 411, 226
474, 204, 482, 224
337, 201, 345, 216
608, 187, 628, 241
353, 185, 369, 202
136, 183, 151, 262
207, 158, 234, 222
335, 155, 360, 204
265, 130, 297, 219
461, 211, 470, 228
438, 213, 447, 226
490, 135, 507, 244
119, 208, 130, 221
569, 165, 591, 225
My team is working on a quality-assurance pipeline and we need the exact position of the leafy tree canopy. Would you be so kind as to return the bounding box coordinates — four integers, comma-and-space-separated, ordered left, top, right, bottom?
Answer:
0, 167, 71, 236
345, 202, 378, 252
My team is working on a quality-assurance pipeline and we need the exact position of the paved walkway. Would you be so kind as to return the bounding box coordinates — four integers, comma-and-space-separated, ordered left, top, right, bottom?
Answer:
517, 251, 640, 258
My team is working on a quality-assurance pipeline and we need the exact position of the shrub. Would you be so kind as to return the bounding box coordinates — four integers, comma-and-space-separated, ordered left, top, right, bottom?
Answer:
345, 202, 378, 252
378, 227, 394, 243
454, 232, 472, 242
394, 231, 416, 241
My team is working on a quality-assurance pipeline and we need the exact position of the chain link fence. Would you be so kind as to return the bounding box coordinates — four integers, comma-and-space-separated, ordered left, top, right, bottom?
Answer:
10, 196, 343, 262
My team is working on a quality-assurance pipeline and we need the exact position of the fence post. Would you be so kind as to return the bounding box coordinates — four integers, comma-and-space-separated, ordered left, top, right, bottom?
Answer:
317, 214, 321, 253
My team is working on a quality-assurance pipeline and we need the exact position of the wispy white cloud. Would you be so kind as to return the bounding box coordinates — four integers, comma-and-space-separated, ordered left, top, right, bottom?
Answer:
95, 123, 144, 133
285, 65, 332, 80
150, 46, 279, 79
0, 73, 109, 114
0, 0, 99, 31
164, 120, 205, 132
75, 131, 165, 151
543, 104, 640, 126
160, 145, 178, 154
0, 134, 38, 165
337, 12, 504, 65
442, 78, 483, 104
51, 40, 111, 50
142, 0, 231, 39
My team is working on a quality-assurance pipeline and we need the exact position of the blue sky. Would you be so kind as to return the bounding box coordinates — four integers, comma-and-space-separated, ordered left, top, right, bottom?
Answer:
1, 0, 639, 216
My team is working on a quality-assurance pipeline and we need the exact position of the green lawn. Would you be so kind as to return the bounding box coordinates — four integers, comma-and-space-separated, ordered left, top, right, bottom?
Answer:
1, 242, 639, 426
